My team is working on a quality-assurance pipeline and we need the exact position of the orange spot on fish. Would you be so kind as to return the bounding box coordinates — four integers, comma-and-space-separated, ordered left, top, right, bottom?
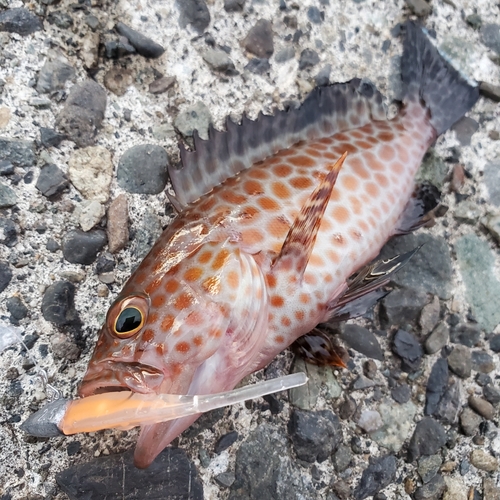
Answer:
227, 270, 239, 289
220, 191, 247, 205
342, 175, 358, 190
305, 148, 323, 158
332, 206, 350, 223
184, 267, 203, 282
175, 341, 190, 354
268, 218, 289, 238
358, 220, 369, 232
356, 140, 372, 150
392, 161, 404, 174
186, 311, 203, 326
351, 130, 364, 139
380, 145, 395, 161
309, 253, 324, 267
281, 317, 291, 327
148, 312, 159, 324
211, 328, 223, 338
295, 310, 304, 321
165, 279, 179, 294
300, 293, 310, 304
272, 182, 291, 199
152, 294, 166, 308
212, 249, 230, 271
350, 158, 370, 179
145, 279, 162, 295
366, 183, 380, 197
270, 295, 284, 307
174, 293, 193, 310
258, 197, 280, 211
198, 250, 212, 264
378, 131, 395, 142
161, 314, 174, 331
156, 344, 165, 356
248, 168, 270, 180
304, 273, 317, 285
244, 180, 264, 195
290, 176, 313, 190
198, 197, 217, 212
142, 329, 154, 342
267, 274, 277, 288
193, 335, 204, 347
274, 164, 293, 177
327, 249, 341, 264
275, 335, 285, 343
288, 155, 316, 167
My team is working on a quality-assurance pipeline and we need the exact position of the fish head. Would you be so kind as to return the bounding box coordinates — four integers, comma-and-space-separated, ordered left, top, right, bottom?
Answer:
78, 235, 268, 466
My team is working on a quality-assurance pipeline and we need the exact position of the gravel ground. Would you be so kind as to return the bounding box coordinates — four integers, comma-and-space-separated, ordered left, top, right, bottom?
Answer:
1, 0, 500, 499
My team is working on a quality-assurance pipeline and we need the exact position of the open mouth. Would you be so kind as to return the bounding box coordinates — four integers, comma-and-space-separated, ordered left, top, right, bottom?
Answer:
79, 362, 164, 397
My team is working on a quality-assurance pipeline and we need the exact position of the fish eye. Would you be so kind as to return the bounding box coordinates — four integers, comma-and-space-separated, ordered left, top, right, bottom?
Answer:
113, 306, 144, 338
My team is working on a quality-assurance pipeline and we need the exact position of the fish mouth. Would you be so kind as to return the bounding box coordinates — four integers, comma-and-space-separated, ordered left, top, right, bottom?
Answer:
78, 361, 164, 397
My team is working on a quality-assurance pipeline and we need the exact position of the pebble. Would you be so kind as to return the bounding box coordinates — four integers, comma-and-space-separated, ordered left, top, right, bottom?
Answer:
468, 395, 495, 420
370, 400, 416, 452
115, 22, 165, 58
381, 288, 428, 328
451, 117, 479, 146
391, 383, 411, 404
36, 51, 76, 94
242, 20, 274, 59
470, 449, 498, 472
484, 478, 500, 500
404, 0, 432, 17
0, 137, 36, 168
424, 358, 448, 416
95, 253, 115, 275
41, 281, 78, 326
332, 444, 352, 472
6, 295, 28, 320
56, 80, 107, 148
0, 217, 17, 247
0, 182, 17, 208
177, 0, 210, 34
104, 37, 135, 59
364, 359, 377, 379
106, 194, 129, 254
74, 200, 105, 232
244, 58, 270, 75
352, 375, 375, 390
149, 76, 176, 95
482, 213, 500, 245
47, 10, 73, 29
39, 127, 66, 148
132, 210, 162, 259
81, 32, 100, 69
454, 200, 481, 224
353, 455, 396, 500
68, 146, 113, 203
62, 229, 107, 265
174, 101, 212, 140
341, 324, 384, 360
424, 322, 449, 354
215, 471, 235, 488
214, 431, 238, 453
202, 49, 237, 75
0, 8, 42, 36
417, 454, 442, 484
419, 295, 440, 335
450, 164, 466, 193
471, 350, 495, 373
0, 160, 13, 175
288, 409, 341, 462
476, 373, 492, 387
103, 67, 133, 96
315, 64, 331, 86
392, 329, 423, 372
338, 397, 356, 420
448, 345, 472, 379
480, 81, 500, 102
35, 164, 68, 198
378, 233, 453, 299
117, 145, 169, 195
307, 6, 323, 24
484, 384, 500, 406
224, 0, 245, 12
481, 23, 500, 55
450, 323, 481, 347
484, 162, 500, 206
413, 474, 445, 500
460, 407, 482, 436
490, 334, 500, 352
298, 48, 320, 70
274, 47, 295, 63
56, 448, 203, 500
435, 378, 462, 424
357, 410, 383, 433
46, 238, 60, 252
50, 332, 81, 360
407, 417, 447, 462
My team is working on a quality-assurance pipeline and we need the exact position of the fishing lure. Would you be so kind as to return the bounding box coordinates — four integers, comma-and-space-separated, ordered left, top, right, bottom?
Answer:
25, 22, 479, 468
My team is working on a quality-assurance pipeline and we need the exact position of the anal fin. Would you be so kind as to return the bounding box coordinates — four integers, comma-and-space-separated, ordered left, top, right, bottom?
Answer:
293, 327, 349, 368
273, 152, 347, 277
328, 248, 419, 322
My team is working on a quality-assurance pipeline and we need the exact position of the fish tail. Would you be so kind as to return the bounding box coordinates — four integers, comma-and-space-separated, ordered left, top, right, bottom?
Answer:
401, 21, 479, 136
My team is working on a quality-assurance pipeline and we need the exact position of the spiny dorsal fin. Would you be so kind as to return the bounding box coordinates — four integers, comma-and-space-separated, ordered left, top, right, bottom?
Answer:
274, 152, 347, 277
169, 79, 387, 208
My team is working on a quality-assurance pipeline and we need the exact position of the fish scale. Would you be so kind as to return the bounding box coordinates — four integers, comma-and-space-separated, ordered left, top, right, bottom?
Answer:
77, 22, 479, 468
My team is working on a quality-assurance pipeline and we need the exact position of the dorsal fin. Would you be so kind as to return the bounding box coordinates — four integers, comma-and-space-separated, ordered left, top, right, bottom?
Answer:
273, 152, 347, 278
169, 79, 387, 208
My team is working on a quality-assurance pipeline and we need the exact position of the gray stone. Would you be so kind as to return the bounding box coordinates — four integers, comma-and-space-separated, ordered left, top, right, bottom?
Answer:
149, 76, 176, 95
448, 345, 471, 379
0, 217, 18, 247
378, 233, 452, 299
56, 448, 203, 500
0, 8, 42, 36
354, 455, 396, 500
468, 395, 495, 420
0, 262, 12, 293
0, 160, 13, 175
471, 350, 495, 373
414, 474, 446, 500
332, 445, 352, 473
132, 210, 162, 260
451, 117, 479, 146
35, 164, 68, 198
103, 67, 133, 96
47, 10, 73, 29
274, 47, 295, 63
435, 378, 463, 424
454, 200, 482, 224
6, 295, 28, 320
177, 0, 210, 34
315, 64, 331, 86
425, 322, 449, 354
470, 449, 498, 472
62, 229, 107, 265
341, 324, 384, 360
107, 194, 129, 254
242, 20, 274, 58
381, 288, 428, 328
307, 6, 323, 24
416, 150, 449, 189
41, 281, 78, 326
490, 334, 500, 352
116, 22, 165, 58
174, 101, 212, 140
460, 407, 482, 436
299, 49, 320, 70
481, 24, 500, 55
215, 472, 235, 488
424, 358, 448, 416
419, 295, 440, 335
0, 137, 35, 168
36, 52, 75, 94
352, 375, 375, 390
391, 383, 411, 404
202, 49, 236, 74
40, 127, 66, 148
450, 323, 481, 347
244, 58, 271, 75
215, 431, 239, 453
117, 145, 169, 195
224, 0, 245, 12
480, 81, 500, 102
455, 234, 500, 331
483, 478, 500, 500
484, 162, 500, 206
357, 410, 383, 433
0, 182, 16, 208
482, 213, 500, 245
417, 454, 442, 484
404, 0, 431, 16
484, 384, 500, 406
392, 329, 423, 372
407, 417, 447, 462
56, 80, 107, 147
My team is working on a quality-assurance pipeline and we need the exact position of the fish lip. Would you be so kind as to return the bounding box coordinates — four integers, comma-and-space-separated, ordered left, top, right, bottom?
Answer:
78, 361, 164, 397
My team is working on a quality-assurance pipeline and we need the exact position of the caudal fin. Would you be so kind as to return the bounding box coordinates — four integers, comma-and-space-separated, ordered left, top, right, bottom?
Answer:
401, 21, 479, 135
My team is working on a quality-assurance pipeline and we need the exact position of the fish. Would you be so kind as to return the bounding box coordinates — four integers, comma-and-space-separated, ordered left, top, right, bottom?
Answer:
78, 21, 479, 468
